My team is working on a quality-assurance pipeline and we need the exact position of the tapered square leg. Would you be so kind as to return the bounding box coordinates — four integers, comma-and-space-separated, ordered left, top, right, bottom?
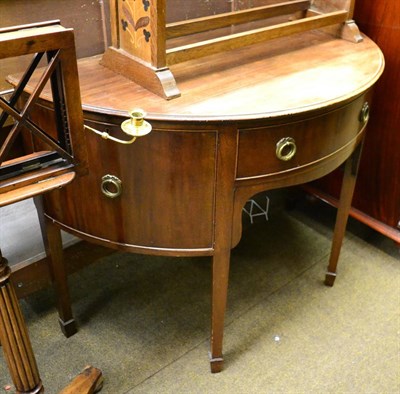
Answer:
325, 143, 363, 286
34, 196, 77, 337
209, 250, 231, 373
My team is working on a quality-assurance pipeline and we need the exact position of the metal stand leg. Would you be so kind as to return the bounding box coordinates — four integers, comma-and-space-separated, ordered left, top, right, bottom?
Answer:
0, 250, 43, 394
243, 195, 270, 224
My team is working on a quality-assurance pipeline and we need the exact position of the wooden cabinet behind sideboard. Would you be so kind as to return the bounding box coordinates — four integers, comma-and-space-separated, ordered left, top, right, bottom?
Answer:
309, 0, 400, 243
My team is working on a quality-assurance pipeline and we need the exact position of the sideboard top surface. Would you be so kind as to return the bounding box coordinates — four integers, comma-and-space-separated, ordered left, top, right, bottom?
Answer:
10, 30, 384, 122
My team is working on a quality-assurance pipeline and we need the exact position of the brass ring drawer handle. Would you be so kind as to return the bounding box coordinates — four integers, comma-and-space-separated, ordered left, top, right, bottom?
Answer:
359, 102, 370, 124
276, 137, 297, 161
101, 175, 122, 198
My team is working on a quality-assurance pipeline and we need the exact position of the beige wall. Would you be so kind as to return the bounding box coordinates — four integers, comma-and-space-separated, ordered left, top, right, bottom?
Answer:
0, 0, 109, 90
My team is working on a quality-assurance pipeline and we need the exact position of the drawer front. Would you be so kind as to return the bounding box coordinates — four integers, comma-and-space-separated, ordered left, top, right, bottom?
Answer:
43, 118, 218, 250
237, 95, 368, 179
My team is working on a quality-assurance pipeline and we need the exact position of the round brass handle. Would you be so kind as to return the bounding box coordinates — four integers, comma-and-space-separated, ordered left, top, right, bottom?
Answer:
101, 175, 122, 199
276, 137, 297, 161
359, 102, 370, 123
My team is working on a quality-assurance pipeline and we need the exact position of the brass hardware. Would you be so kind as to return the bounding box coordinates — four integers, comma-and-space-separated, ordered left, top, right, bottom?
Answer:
85, 108, 152, 144
121, 109, 152, 137
101, 174, 122, 198
276, 137, 296, 161
359, 102, 370, 123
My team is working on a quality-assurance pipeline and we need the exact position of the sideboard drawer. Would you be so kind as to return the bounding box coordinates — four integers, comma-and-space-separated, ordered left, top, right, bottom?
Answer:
236, 95, 368, 180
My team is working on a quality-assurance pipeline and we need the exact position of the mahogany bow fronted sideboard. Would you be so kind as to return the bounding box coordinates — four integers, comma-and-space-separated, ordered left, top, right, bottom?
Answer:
12, 28, 384, 372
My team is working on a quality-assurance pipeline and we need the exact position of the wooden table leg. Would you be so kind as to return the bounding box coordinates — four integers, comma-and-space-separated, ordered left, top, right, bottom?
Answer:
1, 250, 104, 393
209, 250, 230, 373
0, 250, 44, 394
209, 128, 237, 373
34, 196, 77, 337
325, 143, 363, 286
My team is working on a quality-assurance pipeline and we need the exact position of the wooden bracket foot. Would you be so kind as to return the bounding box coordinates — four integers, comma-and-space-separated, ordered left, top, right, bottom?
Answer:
101, 47, 180, 100
59, 366, 103, 394
341, 20, 363, 43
